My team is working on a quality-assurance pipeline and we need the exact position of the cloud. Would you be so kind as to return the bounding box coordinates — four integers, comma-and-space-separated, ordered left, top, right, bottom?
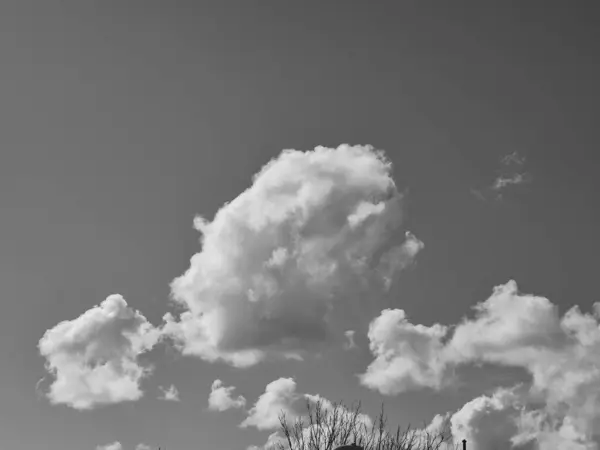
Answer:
492, 152, 530, 194
359, 308, 450, 395
364, 280, 600, 449
97, 443, 122, 450
248, 392, 448, 450
135, 444, 152, 450
447, 281, 600, 449
449, 387, 528, 450
208, 379, 247, 412
446, 281, 600, 427
244, 381, 450, 450
501, 151, 526, 166
242, 376, 374, 443
303, 393, 373, 431
473, 151, 531, 200
38, 295, 161, 410
158, 384, 180, 402
240, 378, 300, 430
246, 388, 374, 450
360, 281, 571, 395
344, 330, 357, 350
492, 173, 530, 192
444, 384, 599, 450
247, 431, 286, 450
398, 414, 453, 450
165, 144, 422, 367
445, 280, 565, 367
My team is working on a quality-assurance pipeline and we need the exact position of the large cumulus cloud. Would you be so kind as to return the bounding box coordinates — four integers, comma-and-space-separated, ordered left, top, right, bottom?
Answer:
38, 295, 160, 410
166, 145, 423, 367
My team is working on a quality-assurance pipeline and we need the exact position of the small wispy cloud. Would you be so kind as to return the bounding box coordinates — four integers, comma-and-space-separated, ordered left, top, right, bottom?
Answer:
158, 384, 180, 402
97, 442, 122, 450
344, 330, 357, 350
500, 151, 526, 166
473, 151, 531, 200
492, 152, 531, 194
34, 376, 47, 399
135, 444, 152, 450
492, 172, 530, 191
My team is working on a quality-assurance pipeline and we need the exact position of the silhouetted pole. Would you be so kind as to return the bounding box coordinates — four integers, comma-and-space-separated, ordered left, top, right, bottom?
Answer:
462, 439, 467, 450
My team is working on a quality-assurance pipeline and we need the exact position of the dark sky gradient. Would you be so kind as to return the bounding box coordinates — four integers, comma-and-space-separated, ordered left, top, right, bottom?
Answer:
0, 2, 598, 449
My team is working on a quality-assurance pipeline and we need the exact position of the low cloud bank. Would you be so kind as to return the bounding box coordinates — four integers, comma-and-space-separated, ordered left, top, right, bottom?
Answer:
362, 281, 600, 449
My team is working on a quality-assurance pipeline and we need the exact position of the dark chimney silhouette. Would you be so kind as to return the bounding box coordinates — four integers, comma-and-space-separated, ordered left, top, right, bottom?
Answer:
462, 439, 467, 450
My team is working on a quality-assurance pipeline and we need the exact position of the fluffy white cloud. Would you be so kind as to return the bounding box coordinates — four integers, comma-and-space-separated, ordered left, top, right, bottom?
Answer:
359, 308, 449, 395
449, 387, 528, 450
38, 295, 161, 410
208, 379, 246, 412
444, 384, 599, 450
165, 144, 422, 367
446, 280, 600, 439
374, 281, 600, 449
240, 378, 300, 430
446, 280, 564, 366
158, 384, 180, 402
97, 442, 122, 450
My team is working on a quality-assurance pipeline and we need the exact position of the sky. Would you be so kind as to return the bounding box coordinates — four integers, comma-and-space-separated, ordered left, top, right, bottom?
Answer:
1, 2, 600, 450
